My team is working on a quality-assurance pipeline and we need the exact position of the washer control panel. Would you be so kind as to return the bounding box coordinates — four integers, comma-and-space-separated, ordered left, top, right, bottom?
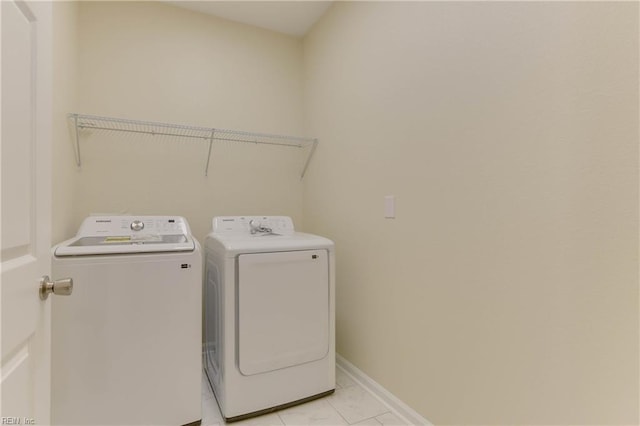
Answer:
76, 216, 191, 236
212, 216, 295, 236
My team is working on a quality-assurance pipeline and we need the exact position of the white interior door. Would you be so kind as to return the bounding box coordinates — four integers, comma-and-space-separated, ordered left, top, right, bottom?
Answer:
1, 0, 53, 423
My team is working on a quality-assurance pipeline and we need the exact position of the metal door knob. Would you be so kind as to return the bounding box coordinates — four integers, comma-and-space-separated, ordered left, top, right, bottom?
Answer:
39, 275, 73, 300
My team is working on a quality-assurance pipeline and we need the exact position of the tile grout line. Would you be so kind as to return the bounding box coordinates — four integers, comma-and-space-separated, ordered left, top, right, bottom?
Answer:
335, 363, 410, 425
357, 413, 387, 426
324, 395, 357, 425
335, 356, 432, 426
326, 379, 390, 425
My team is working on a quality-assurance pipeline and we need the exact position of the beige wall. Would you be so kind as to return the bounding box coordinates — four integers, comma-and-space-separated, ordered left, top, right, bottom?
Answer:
52, 1, 80, 244
62, 1, 305, 243
303, 2, 639, 424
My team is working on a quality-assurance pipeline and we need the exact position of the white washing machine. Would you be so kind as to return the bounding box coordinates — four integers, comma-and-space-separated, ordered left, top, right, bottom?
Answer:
204, 216, 335, 422
51, 215, 202, 426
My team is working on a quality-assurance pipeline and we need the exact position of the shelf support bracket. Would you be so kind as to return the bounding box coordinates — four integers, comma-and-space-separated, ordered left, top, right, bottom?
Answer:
73, 114, 81, 166
205, 129, 215, 176
300, 138, 318, 180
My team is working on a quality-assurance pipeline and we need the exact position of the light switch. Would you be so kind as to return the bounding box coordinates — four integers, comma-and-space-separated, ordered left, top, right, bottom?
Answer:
384, 195, 395, 218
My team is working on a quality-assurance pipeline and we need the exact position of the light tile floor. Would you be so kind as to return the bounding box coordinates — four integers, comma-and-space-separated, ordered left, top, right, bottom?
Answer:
201, 366, 410, 426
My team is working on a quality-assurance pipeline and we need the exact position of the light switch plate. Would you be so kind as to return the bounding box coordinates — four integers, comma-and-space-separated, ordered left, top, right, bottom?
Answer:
384, 195, 395, 218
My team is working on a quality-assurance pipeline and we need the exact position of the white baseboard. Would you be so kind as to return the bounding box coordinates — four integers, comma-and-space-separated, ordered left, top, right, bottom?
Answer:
336, 354, 432, 426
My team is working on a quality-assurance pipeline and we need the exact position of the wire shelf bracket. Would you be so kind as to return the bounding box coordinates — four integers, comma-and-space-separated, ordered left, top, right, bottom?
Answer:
69, 113, 318, 179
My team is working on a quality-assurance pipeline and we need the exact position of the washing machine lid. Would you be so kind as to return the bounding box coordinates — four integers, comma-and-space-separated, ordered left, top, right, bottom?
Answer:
207, 216, 333, 256
54, 215, 196, 256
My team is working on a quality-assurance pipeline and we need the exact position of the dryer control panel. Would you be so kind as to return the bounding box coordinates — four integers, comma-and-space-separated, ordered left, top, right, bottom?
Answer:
212, 216, 295, 236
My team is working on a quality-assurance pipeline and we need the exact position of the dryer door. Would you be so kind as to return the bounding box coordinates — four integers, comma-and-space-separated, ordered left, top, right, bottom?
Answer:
237, 249, 329, 376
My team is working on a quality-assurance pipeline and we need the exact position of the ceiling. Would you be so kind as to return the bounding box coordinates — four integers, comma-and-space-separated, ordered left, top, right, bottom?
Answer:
165, 1, 333, 37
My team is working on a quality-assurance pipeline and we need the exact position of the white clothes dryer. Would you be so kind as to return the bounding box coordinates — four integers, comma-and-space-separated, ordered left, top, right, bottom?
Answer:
204, 216, 335, 422
51, 216, 202, 426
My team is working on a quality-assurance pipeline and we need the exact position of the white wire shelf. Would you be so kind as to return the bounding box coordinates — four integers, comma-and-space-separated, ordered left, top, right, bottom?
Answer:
69, 113, 318, 178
